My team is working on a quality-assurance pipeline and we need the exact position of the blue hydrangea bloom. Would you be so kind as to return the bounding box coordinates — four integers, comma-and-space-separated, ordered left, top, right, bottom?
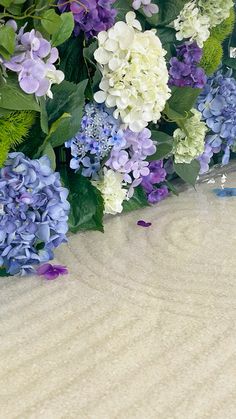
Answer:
0, 153, 70, 276
65, 102, 124, 180
197, 68, 236, 172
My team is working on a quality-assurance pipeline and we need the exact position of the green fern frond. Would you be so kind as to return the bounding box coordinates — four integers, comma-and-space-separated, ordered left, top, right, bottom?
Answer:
0, 111, 35, 167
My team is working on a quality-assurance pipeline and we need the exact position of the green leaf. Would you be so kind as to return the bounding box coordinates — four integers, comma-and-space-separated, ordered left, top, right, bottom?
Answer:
38, 97, 48, 134
0, 0, 12, 6
113, 0, 132, 21
148, 143, 173, 161
164, 102, 188, 121
52, 12, 74, 47
164, 179, 179, 196
41, 9, 61, 35
42, 143, 56, 170
0, 74, 40, 112
48, 79, 87, 146
0, 25, 16, 59
156, 0, 187, 26
0, 267, 11, 277
83, 40, 98, 68
122, 186, 149, 212
47, 113, 71, 148
173, 160, 200, 186
60, 168, 104, 233
223, 58, 236, 70
166, 87, 202, 119
151, 130, 173, 143
58, 36, 88, 84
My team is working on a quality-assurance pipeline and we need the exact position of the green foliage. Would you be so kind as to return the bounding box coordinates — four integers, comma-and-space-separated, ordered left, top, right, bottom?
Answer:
122, 186, 149, 212
41, 9, 61, 35
0, 74, 40, 112
200, 37, 223, 75
58, 36, 88, 84
45, 79, 87, 148
147, 143, 173, 161
156, 0, 188, 26
0, 25, 16, 60
211, 8, 235, 42
0, 110, 35, 167
51, 12, 74, 47
60, 167, 104, 233
173, 160, 200, 187
113, 0, 132, 21
164, 87, 202, 122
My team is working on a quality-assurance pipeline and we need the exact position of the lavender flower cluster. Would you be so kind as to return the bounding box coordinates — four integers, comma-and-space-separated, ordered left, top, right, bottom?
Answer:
0, 153, 70, 276
2, 20, 64, 97
106, 128, 156, 197
197, 69, 236, 173
169, 42, 206, 88
57, 0, 117, 38
141, 160, 168, 204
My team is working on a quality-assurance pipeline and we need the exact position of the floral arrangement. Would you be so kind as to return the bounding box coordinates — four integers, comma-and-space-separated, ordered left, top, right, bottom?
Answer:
0, 0, 235, 277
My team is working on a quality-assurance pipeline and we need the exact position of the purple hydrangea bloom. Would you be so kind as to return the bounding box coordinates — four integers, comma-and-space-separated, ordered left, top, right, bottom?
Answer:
169, 41, 206, 89
57, 0, 117, 38
141, 160, 168, 204
106, 128, 156, 196
0, 153, 70, 276
2, 22, 64, 97
197, 68, 236, 171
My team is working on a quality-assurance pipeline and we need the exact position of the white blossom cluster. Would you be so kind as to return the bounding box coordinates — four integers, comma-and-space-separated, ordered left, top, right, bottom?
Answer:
173, 0, 234, 47
94, 12, 170, 133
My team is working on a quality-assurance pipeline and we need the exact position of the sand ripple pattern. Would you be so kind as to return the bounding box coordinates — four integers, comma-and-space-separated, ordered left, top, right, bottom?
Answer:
1, 170, 236, 418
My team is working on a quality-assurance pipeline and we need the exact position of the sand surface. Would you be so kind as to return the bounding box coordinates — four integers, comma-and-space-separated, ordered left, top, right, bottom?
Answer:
1, 167, 236, 418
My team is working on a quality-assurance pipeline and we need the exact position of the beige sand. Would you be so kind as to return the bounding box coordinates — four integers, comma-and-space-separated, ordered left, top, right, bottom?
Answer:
1, 168, 236, 418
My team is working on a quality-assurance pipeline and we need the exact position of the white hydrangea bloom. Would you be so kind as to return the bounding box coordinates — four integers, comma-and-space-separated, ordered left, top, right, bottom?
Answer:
173, 109, 208, 164
94, 12, 171, 133
173, 0, 210, 47
94, 170, 127, 215
198, 0, 234, 28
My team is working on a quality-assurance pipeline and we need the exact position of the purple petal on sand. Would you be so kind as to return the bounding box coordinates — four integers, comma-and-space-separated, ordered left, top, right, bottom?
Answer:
137, 220, 152, 228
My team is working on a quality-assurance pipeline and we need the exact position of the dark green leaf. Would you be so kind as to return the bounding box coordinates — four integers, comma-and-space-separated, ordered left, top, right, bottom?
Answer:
173, 160, 200, 186
113, 0, 132, 21
38, 97, 48, 134
156, 0, 187, 26
164, 179, 179, 196
58, 36, 88, 84
47, 79, 87, 145
52, 12, 74, 47
223, 58, 236, 70
0, 74, 40, 112
60, 168, 104, 233
164, 102, 188, 121
42, 143, 56, 170
83, 40, 98, 68
0, 267, 11, 277
123, 186, 148, 212
148, 143, 172, 161
47, 113, 71, 148
166, 87, 202, 119
151, 130, 173, 142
